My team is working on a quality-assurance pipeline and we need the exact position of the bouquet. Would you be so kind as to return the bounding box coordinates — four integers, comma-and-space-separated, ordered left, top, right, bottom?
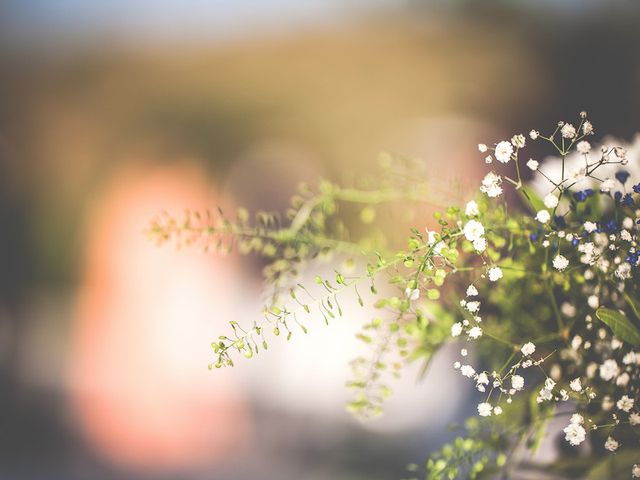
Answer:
149, 112, 640, 479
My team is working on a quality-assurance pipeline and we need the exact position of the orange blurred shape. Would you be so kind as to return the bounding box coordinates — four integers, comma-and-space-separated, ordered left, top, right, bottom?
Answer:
68, 161, 251, 471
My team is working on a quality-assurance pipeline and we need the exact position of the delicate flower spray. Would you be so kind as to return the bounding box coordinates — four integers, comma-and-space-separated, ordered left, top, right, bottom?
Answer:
149, 113, 640, 479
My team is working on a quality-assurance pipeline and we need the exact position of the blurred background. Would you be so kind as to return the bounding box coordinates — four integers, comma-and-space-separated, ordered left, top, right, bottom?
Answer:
1, 1, 640, 479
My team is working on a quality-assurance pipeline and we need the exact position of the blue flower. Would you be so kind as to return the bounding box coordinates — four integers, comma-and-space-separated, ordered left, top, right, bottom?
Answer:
573, 189, 594, 202
554, 216, 566, 228
571, 238, 580, 247
616, 170, 630, 184
633, 183, 640, 194
530, 232, 539, 242
622, 193, 635, 206
615, 191, 623, 203
603, 219, 618, 233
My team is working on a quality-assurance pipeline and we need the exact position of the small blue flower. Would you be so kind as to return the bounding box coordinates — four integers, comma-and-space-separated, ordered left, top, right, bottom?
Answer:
554, 216, 566, 228
616, 170, 630, 184
573, 189, 594, 202
603, 219, 618, 233
633, 183, 640, 194
530, 232, 539, 242
622, 193, 635, 206
571, 238, 580, 247
615, 191, 623, 203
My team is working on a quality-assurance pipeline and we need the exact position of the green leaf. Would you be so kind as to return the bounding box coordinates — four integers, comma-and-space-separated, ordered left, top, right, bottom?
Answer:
595, 308, 640, 345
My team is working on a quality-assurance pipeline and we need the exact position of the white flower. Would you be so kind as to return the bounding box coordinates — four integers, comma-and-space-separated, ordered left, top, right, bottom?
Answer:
476, 372, 489, 385
405, 288, 420, 301
480, 172, 503, 197
485, 155, 493, 164
488, 266, 503, 282
473, 237, 487, 253
604, 436, 619, 452
477, 402, 492, 417
493, 406, 503, 415
468, 326, 483, 339
561, 123, 576, 139
464, 220, 485, 242
478, 143, 488, 153
553, 254, 569, 271
461, 365, 476, 378
521, 342, 536, 356
587, 295, 599, 309
511, 375, 524, 391
623, 351, 638, 365
466, 301, 480, 313
583, 221, 597, 233
466, 285, 478, 297
451, 322, 463, 337
602, 395, 614, 411
630, 412, 640, 426
583, 120, 593, 135
570, 413, 584, 425
495, 140, 514, 163
633, 464, 640, 478
599, 359, 619, 381
526, 158, 539, 170
511, 134, 526, 148
577, 140, 591, 154
617, 395, 635, 412
563, 422, 586, 446
545, 378, 556, 390
616, 372, 630, 387
465, 200, 479, 217
570, 378, 582, 392
529, 130, 539, 140
600, 178, 615, 193
535, 209, 551, 224
543, 194, 559, 209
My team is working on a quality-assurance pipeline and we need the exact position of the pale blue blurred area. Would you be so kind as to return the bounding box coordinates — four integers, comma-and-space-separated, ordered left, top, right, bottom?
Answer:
0, 0, 398, 47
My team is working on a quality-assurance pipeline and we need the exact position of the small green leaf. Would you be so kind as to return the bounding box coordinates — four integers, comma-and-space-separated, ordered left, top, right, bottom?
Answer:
596, 308, 640, 345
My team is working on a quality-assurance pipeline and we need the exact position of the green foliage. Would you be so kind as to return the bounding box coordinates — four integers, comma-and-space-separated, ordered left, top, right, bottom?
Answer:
595, 308, 640, 345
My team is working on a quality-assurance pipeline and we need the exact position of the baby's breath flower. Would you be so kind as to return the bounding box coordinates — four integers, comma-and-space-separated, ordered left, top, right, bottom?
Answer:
543, 194, 559, 209
584, 221, 598, 233
478, 143, 488, 153
561, 123, 576, 139
480, 172, 503, 198
630, 412, 640, 426
493, 406, 503, 415
465, 200, 479, 217
468, 326, 483, 339
451, 322, 463, 337
553, 254, 569, 271
577, 140, 591, 154
617, 395, 635, 412
604, 436, 619, 452
633, 464, 640, 478
529, 130, 539, 140
563, 422, 587, 446
463, 220, 485, 242
536, 209, 551, 224
526, 158, 539, 170
461, 365, 475, 378
570, 378, 582, 392
511, 375, 524, 391
600, 359, 619, 381
521, 342, 536, 356
583, 120, 593, 135
466, 285, 478, 297
477, 402, 492, 417
495, 141, 514, 163
488, 266, 503, 282
473, 237, 487, 253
